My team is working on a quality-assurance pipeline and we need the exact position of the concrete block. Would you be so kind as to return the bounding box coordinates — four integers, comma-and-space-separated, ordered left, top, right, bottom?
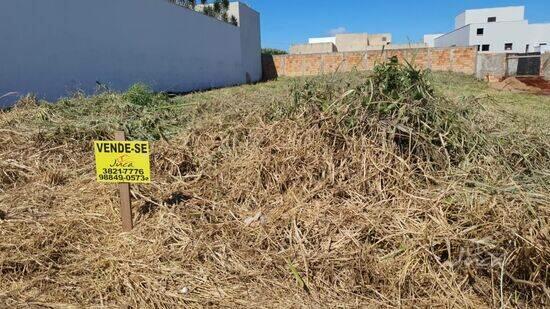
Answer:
542, 53, 550, 81
367, 33, 392, 46
335, 33, 370, 52
290, 43, 337, 55
507, 58, 519, 76
476, 53, 507, 79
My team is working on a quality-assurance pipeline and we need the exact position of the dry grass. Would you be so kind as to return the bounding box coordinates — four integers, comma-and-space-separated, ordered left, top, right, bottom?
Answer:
1, 67, 549, 308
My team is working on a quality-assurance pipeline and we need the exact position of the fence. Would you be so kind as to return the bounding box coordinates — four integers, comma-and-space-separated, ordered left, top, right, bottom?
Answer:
477, 52, 550, 80
262, 47, 478, 80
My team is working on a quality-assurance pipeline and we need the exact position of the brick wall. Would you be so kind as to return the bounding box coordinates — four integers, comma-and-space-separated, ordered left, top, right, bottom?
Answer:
262, 47, 477, 80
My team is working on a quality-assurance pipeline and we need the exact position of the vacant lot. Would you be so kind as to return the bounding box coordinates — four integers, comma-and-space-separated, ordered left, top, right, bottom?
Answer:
1, 70, 549, 308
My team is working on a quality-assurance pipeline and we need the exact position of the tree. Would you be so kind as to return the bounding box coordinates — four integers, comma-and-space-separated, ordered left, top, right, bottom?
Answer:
230, 15, 238, 26
221, 0, 230, 10
212, 1, 221, 15
189, 0, 236, 26
262, 48, 288, 55
169, 0, 195, 9
202, 6, 215, 17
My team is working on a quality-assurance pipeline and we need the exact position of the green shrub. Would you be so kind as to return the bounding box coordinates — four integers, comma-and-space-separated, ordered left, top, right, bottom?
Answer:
262, 48, 288, 55
284, 58, 483, 170
123, 83, 154, 106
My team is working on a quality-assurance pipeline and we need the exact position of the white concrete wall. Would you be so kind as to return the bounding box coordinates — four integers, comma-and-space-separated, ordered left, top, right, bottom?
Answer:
528, 24, 550, 51
0, 0, 260, 106
539, 45, 550, 54
434, 26, 471, 48
230, 2, 262, 83
437, 9, 550, 54
456, 6, 524, 29
308, 33, 391, 50
466, 21, 550, 53
468, 20, 531, 53
455, 13, 467, 30
424, 34, 444, 47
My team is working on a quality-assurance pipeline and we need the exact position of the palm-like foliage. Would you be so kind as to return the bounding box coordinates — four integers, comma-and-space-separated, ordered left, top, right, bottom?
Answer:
221, 0, 230, 10
169, 0, 237, 26
201, 0, 237, 26
169, 0, 196, 9
212, 1, 221, 14
230, 15, 238, 26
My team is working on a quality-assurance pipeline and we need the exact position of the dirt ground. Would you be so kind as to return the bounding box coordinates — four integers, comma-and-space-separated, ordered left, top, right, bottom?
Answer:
517, 77, 550, 95
489, 76, 550, 95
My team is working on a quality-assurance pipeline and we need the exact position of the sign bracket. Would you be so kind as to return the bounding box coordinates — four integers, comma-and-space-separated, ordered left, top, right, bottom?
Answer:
115, 131, 134, 231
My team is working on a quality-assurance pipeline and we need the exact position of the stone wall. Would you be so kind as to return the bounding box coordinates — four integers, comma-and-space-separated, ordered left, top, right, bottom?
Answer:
262, 47, 477, 79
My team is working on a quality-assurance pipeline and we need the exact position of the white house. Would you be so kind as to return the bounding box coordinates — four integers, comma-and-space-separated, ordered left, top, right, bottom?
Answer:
291, 33, 393, 54
0, 0, 261, 106
426, 6, 550, 53
423, 34, 444, 47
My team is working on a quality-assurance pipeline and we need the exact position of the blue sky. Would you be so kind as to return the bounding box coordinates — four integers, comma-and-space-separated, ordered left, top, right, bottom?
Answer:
242, 0, 550, 50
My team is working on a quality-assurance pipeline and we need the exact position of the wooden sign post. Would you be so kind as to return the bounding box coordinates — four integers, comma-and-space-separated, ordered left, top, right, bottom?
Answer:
93, 131, 151, 232
115, 131, 133, 232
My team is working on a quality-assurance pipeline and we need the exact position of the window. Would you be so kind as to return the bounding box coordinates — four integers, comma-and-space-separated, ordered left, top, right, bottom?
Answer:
476, 45, 481, 51
481, 44, 490, 51
381, 37, 387, 42
504, 43, 513, 51
540, 43, 548, 46
526, 44, 530, 52
477, 28, 484, 35
488, 17, 497, 22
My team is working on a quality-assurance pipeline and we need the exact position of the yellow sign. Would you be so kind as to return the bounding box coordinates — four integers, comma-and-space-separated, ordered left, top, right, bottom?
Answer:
94, 141, 151, 183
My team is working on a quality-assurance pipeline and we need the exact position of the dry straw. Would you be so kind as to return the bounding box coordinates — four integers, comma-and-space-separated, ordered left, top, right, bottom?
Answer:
1, 60, 549, 307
